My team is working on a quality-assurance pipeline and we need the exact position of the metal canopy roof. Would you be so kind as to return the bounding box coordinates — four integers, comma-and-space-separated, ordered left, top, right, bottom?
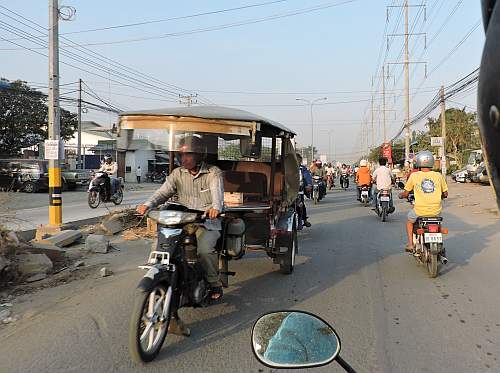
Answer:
120, 105, 296, 135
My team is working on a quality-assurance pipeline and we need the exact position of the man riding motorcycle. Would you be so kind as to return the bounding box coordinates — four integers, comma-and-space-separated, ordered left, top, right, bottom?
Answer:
136, 135, 224, 302
325, 162, 335, 188
398, 151, 448, 252
310, 160, 327, 199
372, 157, 395, 212
98, 154, 119, 199
296, 153, 312, 228
355, 159, 372, 201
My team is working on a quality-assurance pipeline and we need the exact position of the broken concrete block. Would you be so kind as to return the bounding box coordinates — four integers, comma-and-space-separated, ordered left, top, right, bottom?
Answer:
0, 309, 11, 322
85, 234, 110, 254
2, 316, 18, 324
40, 230, 82, 248
101, 216, 125, 235
25, 243, 66, 261
26, 273, 47, 283
100, 267, 112, 277
16, 254, 53, 276
73, 260, 85, 268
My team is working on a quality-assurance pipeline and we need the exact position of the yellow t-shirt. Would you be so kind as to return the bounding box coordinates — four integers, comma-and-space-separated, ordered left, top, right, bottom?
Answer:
404, 170, 448, 217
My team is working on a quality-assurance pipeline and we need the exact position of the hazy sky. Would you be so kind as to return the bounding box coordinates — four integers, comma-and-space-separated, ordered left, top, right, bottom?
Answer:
0, 0, 483, 162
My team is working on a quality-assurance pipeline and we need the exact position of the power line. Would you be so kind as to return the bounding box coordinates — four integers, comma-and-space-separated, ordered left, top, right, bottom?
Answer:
0, 0, 360, 48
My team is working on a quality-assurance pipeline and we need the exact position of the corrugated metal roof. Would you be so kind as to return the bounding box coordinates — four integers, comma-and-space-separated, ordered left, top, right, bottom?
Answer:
120, 105, 295, 135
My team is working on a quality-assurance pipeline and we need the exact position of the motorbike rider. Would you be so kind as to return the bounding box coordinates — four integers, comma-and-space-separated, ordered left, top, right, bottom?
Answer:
136, 135, 224, 302
98, 154, 119, 200
372, 157, 395, 212
325, 162, 335, 188
340, 164, 349, 187
398, 151, 448, 252
355, 159, 372, 201
296, 153, 312, 228
310, 160, 327, 198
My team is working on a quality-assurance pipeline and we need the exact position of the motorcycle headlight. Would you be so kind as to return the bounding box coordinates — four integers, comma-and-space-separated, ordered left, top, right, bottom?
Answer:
148, 210, 198, 225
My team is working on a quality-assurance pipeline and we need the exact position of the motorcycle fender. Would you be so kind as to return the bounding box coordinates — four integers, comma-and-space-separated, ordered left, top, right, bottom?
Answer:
430, 243, 442, 254
137, 267, 170, 292
274, 209, 295, 247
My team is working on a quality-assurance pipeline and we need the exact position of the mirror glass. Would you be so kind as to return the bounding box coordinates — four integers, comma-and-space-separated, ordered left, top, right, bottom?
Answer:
252, 311, 340, 368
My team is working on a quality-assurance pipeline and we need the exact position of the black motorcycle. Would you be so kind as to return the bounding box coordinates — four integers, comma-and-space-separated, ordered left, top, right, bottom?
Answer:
129, 204, 241, 362
359, 185, 371, 206
340, 174, 349, 190
87, 171, 123, 208
312, 176, 325, 204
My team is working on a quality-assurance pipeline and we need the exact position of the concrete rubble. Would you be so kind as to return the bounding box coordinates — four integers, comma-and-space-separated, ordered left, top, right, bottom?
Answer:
15, 254, 53, 276
85, 234, 110, 254
40, 230, 82, 248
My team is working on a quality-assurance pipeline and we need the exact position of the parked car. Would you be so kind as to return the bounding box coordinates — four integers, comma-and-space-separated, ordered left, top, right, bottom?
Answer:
451, 168, 470, 183
472, 165, 491, 185
0, 159, 75, 193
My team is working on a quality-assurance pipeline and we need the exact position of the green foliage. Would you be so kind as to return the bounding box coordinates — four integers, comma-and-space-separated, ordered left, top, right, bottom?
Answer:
0, 80, 77, 156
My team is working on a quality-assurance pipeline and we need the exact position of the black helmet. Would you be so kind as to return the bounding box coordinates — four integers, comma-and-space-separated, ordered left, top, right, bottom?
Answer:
479, 0, 500, 207
177, 135, 205, 154
103, 153, 112, 162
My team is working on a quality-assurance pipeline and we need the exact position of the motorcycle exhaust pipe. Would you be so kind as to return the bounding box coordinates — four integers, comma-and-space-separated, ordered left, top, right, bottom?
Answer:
440, 256, 449, 265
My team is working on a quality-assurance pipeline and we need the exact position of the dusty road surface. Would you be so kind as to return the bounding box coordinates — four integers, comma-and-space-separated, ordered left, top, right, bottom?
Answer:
1, 181, 499, 373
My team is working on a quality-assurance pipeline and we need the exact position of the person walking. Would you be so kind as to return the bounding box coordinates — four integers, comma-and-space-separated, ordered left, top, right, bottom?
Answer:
136, 165, 142, 184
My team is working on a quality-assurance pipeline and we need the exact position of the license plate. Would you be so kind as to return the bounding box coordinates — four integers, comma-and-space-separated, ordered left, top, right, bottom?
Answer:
424, 233, 442, 243
380, 196, 390, 202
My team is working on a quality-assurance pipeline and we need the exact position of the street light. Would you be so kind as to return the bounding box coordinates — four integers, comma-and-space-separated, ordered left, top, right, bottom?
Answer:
296, 97, 327, 163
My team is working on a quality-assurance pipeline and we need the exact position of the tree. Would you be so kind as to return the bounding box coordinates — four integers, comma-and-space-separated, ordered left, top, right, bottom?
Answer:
0, 80, 77, 156
425, 108, 479, 168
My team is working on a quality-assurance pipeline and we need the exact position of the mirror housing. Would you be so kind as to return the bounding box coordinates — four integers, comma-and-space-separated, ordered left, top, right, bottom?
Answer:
251, 311, 340, 369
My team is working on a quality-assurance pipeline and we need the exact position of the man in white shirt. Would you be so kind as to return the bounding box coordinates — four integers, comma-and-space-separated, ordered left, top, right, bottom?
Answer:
136, 165, 142, 183
372, 157, 395, 212
98, 154, 119, 198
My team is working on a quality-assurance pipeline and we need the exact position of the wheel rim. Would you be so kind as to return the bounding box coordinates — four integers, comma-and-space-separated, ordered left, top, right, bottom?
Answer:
24, 183, 33, 192
114, 190, 123, 204
139, 286, 172, 353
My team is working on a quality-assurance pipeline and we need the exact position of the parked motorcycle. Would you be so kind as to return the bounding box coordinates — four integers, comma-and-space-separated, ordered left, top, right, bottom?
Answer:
359, 185, 371, 206
312, 176, 324, 204
375, 189, 393, 222
252, 310, 357, 372
87, 171, 123, 208
129, 204, 239, 362
412, 217, 449, 278
340, 174, 349, 190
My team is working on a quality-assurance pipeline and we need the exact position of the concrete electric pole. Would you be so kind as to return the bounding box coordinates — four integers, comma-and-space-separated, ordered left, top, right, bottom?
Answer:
77, 78, 82, 169
296, 97, 327, 163
48, 0, 63, 226
440, 85, 447, 176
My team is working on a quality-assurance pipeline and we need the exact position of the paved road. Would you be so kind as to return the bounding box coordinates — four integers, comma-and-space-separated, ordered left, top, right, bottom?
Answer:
1, 182, 499, 372
3, 184, 158, 230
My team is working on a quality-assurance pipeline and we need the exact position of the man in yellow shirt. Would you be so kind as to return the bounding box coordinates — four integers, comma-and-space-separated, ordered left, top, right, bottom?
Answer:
399, 151, 448, 252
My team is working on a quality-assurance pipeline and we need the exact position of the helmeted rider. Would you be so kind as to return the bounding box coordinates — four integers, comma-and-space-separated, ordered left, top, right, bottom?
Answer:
136, 134, 225, 333
399, 151, 448, 252
372, 157, 395, 212
355, 159, 372, 201
296, 153, 312, 228
325, 162, 335, 188
310, 160, 327, 198
98, 154, 119, 200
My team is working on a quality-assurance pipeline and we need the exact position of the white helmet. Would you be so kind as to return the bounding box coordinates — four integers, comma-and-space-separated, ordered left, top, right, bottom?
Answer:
415, 150, 435, 168
360, 159, 367, 167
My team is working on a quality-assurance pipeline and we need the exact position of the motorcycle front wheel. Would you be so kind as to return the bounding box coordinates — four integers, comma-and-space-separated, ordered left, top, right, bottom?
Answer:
129, 284, 173, 363
380, 207, 387, 222
88, 190, 100, 208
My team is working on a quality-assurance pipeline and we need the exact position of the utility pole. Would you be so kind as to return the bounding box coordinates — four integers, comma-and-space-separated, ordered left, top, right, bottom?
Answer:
387, 0, 427, 164
440, 85, 447, 176
48, 0, 62, 226
404, 0, 410, 164
371, 93, 375, 148
372, 66, 395, 144
179, 94, 198, 107
77, 78, 82, 169
296, 97, 327, 163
